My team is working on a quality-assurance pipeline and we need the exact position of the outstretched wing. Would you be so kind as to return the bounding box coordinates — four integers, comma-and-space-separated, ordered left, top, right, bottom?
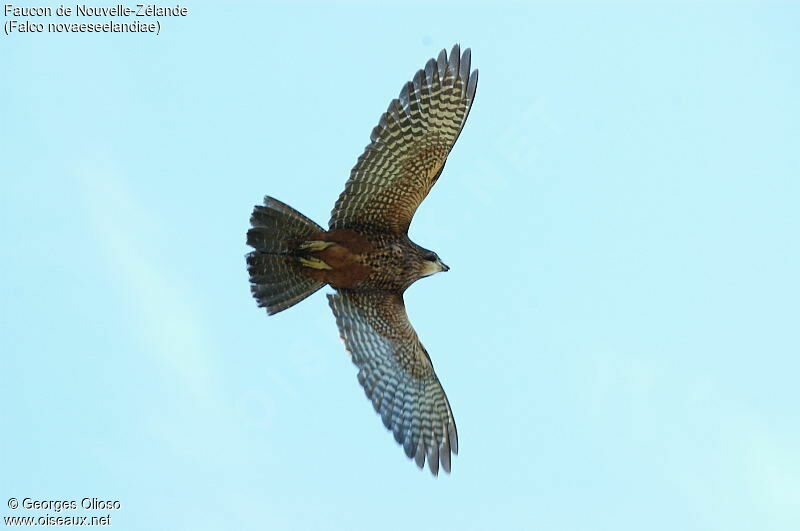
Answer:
327, 291, 458, 475
329, 44, 478, 235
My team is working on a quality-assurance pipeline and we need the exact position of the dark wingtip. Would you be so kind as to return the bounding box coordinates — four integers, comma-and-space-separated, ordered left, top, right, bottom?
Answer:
414, 440, 426, 469
427, 444, 440, 476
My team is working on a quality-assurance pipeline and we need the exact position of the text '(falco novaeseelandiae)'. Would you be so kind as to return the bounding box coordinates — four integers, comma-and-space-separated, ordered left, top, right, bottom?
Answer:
246, 45, 478, 476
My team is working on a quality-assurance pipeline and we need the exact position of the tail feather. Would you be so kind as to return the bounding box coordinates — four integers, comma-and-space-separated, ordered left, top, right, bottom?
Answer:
248, 196, 323, 253
246, 196, 325, 315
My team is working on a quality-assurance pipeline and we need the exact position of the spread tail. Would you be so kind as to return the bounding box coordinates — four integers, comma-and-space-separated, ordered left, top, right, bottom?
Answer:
246, 196, 325, 315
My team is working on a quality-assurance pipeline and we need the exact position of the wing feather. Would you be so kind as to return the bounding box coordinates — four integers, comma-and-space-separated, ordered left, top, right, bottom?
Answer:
327, 291, 458, 475
329, 44, 478, 234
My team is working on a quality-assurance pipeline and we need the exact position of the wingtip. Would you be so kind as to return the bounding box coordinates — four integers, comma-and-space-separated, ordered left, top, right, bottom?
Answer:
424, 57, 436, 85
449, 422, 459, 455
437, 48, 447, 80
467, 69, 479, 102
403, 434, 415, 458
440, 437, 452, 474
412, 68, 424, 93
414, 440, 426, 469
450, 43, 461, 63
459, 47, 471, 76
445, 45, 460, 84
427, 444, 440, 476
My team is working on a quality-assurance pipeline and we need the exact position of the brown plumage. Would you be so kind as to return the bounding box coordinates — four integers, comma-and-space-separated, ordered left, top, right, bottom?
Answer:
246, 44, 478, 475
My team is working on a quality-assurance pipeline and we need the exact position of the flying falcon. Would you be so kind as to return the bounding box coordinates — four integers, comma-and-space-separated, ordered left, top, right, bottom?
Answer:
246, 44, 478, 475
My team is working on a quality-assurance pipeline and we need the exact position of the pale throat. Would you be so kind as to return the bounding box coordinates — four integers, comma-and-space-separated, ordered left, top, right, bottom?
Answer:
419, 260, 444, 277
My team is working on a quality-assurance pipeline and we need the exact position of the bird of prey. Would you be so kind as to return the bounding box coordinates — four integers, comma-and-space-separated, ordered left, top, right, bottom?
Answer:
246, 44, 478, 475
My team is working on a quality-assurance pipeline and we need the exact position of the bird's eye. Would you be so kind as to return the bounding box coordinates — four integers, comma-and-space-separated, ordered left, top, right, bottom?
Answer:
424, 252, 437, 261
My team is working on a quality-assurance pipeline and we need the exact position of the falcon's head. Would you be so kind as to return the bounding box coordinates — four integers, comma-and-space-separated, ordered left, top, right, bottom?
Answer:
418, 249, 449, 278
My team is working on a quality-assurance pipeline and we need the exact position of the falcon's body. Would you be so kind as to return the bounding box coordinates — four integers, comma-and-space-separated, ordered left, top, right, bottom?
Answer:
246, 45, 477, 475
293, 229, 447, 292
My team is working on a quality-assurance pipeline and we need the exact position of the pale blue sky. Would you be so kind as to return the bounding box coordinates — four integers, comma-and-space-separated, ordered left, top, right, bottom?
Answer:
2, 2, 798, 530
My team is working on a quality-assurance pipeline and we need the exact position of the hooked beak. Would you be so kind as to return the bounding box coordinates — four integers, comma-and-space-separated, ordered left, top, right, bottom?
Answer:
440, 261, 450, 272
